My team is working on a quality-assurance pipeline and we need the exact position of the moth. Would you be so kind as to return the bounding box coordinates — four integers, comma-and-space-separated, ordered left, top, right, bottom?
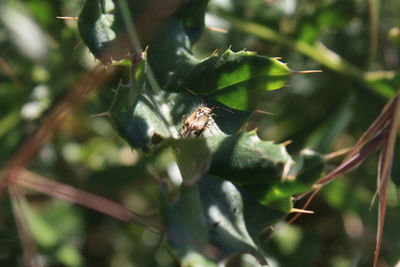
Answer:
180, 104, 216, 138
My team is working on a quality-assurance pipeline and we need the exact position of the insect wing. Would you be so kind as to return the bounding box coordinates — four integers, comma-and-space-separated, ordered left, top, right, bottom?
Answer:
181, 111, 198, 138
180, 105, 216, 138
190, 114, 209, 137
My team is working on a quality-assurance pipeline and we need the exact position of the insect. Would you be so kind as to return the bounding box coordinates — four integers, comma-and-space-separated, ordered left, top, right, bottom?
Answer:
180, 104, 216, 138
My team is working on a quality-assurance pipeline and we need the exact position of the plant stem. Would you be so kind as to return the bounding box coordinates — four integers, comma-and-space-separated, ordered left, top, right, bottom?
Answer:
117, 0, 178, 138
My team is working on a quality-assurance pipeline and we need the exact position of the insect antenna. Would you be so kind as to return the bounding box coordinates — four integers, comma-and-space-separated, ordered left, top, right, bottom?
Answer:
212, 106, 234, 114
184, 87, 202, 98
184, 87, 208, 106
184, 87, 235, 114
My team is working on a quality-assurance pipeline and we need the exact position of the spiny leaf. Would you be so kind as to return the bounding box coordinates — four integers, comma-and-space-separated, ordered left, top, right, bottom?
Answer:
247, 149, 324, 207
108, 82, 251, 151
206, 132, 293, 185
164, 50, 292, 111
160, 183, 215, 266
160, 175, 287, 265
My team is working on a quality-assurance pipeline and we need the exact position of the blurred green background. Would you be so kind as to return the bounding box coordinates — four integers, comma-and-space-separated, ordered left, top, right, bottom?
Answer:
1, 0, 400, 266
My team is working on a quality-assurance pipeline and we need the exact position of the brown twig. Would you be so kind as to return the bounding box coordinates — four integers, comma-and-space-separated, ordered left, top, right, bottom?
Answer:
373, 93, 400, 267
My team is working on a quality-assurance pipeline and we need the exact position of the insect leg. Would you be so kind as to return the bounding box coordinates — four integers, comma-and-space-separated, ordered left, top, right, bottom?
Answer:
180, 115, 188, 135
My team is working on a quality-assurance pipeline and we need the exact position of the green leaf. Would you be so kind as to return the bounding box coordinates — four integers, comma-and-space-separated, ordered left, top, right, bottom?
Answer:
198, 176, 287, 259
160, 175, 287, 265
78, 0, 292, 111
108, 83, 170, 152
206, 132, 294, 184
160, 182, 212, 265
77, 0, 209, 63
78, 0, 121, 62
80, 0, 295, 155
244, 149, 325, 209
164, 50, 292, 110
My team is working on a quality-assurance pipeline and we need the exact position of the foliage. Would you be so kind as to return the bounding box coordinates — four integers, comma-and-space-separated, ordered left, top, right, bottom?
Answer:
1, 0, 400, 266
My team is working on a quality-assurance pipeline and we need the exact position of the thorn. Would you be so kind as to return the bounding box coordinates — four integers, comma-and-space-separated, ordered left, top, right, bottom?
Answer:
281, 160, 293, 181
249, 127, 258, 133
323, 147, 351, 160
255, 109, 274, 115
227, 44, 232, 51
56, 16, 78, 21
90, 112, 110, 118
288, 187, 321, 225
281, 140, 293, 146
272, 57, 282, 60
290, 208, 314, 214
210, 48, 219, 57
292, 70, 323, 74
140, 50, 146, 61
206, 26, 228, 34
